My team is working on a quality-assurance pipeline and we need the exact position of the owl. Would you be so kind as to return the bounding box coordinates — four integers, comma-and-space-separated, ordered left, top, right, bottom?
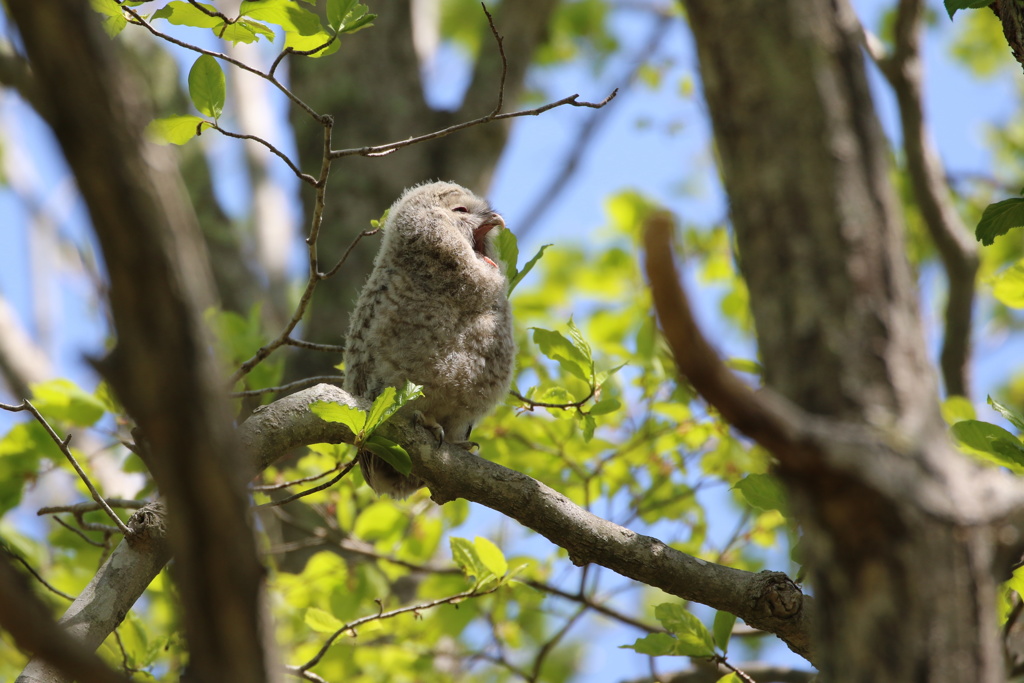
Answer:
343, 181, 517, 498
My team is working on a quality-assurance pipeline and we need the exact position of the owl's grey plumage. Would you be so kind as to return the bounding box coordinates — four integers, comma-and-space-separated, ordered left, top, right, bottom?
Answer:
343, 181, 516, 498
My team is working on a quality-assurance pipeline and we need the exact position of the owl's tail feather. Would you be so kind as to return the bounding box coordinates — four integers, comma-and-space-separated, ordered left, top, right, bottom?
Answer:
357, 450, 424, 499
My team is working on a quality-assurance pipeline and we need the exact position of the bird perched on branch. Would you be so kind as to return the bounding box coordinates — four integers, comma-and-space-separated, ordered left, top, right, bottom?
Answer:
343, 181, 517, 498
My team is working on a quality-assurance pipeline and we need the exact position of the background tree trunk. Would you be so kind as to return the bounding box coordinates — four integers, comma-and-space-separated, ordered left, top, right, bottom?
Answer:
682, 0, 1016, 680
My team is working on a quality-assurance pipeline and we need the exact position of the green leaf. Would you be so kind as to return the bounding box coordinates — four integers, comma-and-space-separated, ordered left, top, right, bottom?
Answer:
152, 1, 224, 28
621, 632, 678, 656
90, 0, 127, 36
588, 398, 620, 416
945, 0, 994, 20
328, 0, 374, 33
989, 396, 1024, 432
531, 327, 592, 382
146, 116, 211, 145
310, 401, 366, 436
340, 9, 376, 34
363, 436, 412, 476
473, 537, 508, 578
976, 197, 1024, 246
496, 229, 520, 288
304, 607, 343, 634
581, 413, 596, 442
219, 19, 277, 44
450, 536, 488, 580
353, 500, 405, 541
327, 0, 358, 30
654, 603, 716, 656
712, 610, 737, 654
241, 0, 340, 56
30, 379, 106, 427
566, 318, 593, 369
952, 419, 1024, 469
364, 381, 423, 433
734, 473, 787, 512
188, 55, 226, 119
509, 243, 551, 295
993, 261, 1024, 308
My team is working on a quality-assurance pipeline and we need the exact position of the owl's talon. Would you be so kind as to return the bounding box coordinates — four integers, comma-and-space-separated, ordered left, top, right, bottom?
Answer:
452, 440, 480, 452
414, 410, 445, 447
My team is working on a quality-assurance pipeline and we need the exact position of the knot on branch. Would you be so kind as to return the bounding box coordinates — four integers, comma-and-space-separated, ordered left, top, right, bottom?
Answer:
754, 570, 804, 619
126, 501, 167, 550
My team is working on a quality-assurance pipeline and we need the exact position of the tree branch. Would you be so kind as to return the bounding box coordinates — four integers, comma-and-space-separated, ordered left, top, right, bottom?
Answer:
237, 384, 817, 662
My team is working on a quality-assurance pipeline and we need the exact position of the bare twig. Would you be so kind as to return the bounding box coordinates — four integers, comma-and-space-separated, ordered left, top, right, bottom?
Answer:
298, 585, 502, 674
512, 387, 595, 411
329, 92, 618, 160
321, 227, 381, 279
212, 124, 317, 185
230, 374, 345, 398
283, 338, 346, 353
2, 547, 75, 600
254, 460, 356, 508
1, 401, 132, 536
52, 516, 109, 548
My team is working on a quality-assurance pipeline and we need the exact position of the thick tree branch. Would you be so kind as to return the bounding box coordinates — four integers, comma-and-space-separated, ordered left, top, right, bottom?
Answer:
863, 0, 979, 398
237, 384, 817, 662
0, 554, 130, 683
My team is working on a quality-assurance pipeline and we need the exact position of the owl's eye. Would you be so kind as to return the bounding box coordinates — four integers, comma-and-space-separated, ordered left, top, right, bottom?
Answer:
452, 206, 469, 213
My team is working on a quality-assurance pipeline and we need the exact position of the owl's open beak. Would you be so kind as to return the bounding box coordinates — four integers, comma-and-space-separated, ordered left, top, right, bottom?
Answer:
473, 213, 505, 269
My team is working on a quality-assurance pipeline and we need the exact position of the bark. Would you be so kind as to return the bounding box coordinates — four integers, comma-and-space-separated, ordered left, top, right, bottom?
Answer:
6, 2, 274, 682
679, 1, 1024, 681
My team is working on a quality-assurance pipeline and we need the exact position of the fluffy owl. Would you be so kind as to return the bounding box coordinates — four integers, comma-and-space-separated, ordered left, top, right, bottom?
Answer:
343, 181, 517, 498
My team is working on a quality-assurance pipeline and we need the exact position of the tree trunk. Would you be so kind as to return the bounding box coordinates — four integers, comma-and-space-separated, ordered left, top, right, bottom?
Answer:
682, 0, 1018, 680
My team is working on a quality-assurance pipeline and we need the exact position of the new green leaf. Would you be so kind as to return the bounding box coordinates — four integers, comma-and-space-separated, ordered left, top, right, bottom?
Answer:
304, 607, 343, 634
654, 603, 716, 656
952, 419, 1024, 471
473, 536, 508, 578
944, 0, 994, 20
976, 197, 1024, 246
310, 401, 366, 436
734, 473, 787, 512
147, 116, 211, 145
363, 436, 412, 476
988, 395, 1024, 432
712, 610, 737, 654
188, 55, 226, 119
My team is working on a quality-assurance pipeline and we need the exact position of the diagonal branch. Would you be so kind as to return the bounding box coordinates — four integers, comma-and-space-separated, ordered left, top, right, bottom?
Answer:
861, 0, 979, 398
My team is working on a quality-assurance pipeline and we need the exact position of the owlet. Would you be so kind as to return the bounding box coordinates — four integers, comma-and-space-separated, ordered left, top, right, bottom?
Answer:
343, 181, 517, 498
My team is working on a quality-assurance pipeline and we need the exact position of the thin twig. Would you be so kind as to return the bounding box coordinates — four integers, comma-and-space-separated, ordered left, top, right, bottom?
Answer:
230, 374, 344, 398
1, 401, 132, 536
283, 338, 346, 353
212, 124, 317, 185
253, 463, 345, 492
512, 387, 595, 411
228, 120, 334, 386
254, 460, 356, 508
37, 499, 146, 516
321, 228, 381, 279
329, 92, 617, 160
298, 585, 501, 673
52, 516, 109, 548
2, 547, 75, 600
